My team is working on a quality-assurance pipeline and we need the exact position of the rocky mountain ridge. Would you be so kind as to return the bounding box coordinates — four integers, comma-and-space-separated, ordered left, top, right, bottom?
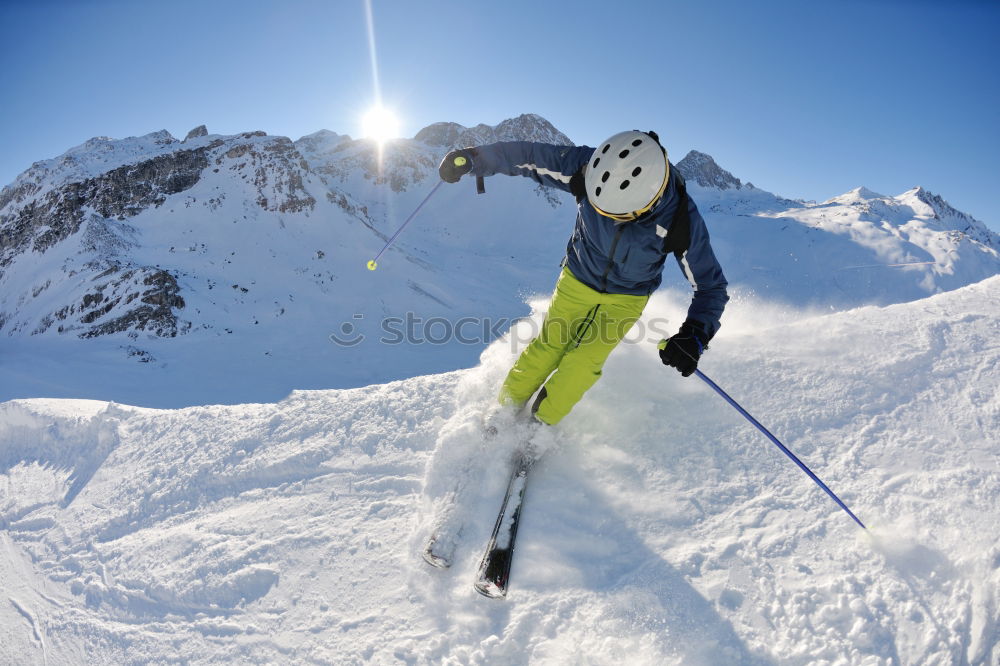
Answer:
675, 150, 748, 190
0, 130, 320, 339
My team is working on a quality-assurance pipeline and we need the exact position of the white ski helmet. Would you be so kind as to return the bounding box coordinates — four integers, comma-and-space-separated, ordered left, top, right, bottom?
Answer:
585, 130, 669, 221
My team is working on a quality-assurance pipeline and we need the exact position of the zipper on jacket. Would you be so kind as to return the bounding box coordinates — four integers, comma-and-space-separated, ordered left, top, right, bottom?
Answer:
600, 225, 627, 292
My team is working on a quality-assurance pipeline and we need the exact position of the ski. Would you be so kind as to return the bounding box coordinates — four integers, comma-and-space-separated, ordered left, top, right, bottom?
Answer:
421, 410, 510, 569
422, 437, 492, 568
422, 521, 461, 569
423, 541, 452, 569
474, 449, 534, 599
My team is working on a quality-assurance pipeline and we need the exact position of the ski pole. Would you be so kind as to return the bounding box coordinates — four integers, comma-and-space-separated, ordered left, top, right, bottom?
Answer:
693, 368, 866, 529
366, 180, 444, 271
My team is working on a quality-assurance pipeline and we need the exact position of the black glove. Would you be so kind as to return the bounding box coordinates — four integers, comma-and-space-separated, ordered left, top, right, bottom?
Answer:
659, 320, 708, 377
438, 148, 475, 183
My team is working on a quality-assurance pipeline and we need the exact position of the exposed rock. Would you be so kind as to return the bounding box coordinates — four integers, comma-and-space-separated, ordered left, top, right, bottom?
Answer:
900, 187, 999, 250
491, 114, 573, 145
675, 150, 745, 190
912, 187, 966, 221
294, 130, 349, 155
228, 136, 316, 213
413, 114, 573, 148
150, 130, 177, 146
123, 345, 155, 362
79, 268, 186, 338
184, 125, 208, 141
413, 122, 465, 147
1, 146, 213, 267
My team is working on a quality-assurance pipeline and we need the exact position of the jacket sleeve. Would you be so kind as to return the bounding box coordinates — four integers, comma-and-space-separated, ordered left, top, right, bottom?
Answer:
675, 199, 729, 341
470, 141, 594, 195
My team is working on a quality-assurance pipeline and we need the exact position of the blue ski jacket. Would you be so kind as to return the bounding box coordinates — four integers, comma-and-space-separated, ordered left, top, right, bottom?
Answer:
470, 141, 729, 339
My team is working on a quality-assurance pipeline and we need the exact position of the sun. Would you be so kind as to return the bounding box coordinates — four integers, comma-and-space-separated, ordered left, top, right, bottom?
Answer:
361, 106, 400, 144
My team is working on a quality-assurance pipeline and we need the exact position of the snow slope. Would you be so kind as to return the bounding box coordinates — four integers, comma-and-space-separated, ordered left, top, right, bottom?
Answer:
2, 275, 997, 664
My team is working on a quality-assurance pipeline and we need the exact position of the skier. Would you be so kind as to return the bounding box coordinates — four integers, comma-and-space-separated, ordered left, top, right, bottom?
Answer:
438, 130, 729, 427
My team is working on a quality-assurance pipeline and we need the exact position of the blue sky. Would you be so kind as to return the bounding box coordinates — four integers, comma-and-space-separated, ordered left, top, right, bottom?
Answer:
2, 0, 998, 230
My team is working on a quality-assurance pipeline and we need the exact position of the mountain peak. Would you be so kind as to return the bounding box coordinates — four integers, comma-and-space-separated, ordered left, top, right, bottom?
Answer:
826, 186, 887, 204
183, 125, 208, 142
853, 186, 885, 200
413, 122, 465, 147
414, 113, 572, 148
294, 129, 350, 154
675, 150, 744, 190
896, 186, 969, 222
914, 187, 966, 220
492, 114, 570, 144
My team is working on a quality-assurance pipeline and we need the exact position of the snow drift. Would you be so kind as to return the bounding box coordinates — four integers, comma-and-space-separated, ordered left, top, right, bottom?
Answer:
2, 275, 998, 664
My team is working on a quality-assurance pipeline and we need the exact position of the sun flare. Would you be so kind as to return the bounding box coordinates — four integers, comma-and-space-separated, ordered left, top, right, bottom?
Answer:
361, 106, 400, 144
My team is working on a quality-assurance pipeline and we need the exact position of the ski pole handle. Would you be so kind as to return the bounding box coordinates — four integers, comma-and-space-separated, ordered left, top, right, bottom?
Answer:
452, 154, 485, 193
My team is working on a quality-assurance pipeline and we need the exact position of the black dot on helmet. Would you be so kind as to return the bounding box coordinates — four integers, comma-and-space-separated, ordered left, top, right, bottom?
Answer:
619, 149, 630, 159
595, 186, 602, 196
601, 144, 610, 154
601, 171, 610, 183
620, 180, 630, 190
593, 158, 600, 168
632, 166, 642, 177
632, 139, 642, 146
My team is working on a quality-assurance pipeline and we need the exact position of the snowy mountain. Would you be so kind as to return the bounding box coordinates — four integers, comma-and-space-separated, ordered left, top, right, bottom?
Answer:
0, 114, 997, 407
0, 115, 574, 405
2, 275, 997, 664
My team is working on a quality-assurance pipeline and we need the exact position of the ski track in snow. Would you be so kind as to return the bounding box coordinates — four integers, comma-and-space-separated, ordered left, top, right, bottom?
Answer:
1, 277, 998, 664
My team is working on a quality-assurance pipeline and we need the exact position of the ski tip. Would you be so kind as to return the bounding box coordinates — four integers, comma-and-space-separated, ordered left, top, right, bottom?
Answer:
422, 546, 453, 569
474, 579, 507, 599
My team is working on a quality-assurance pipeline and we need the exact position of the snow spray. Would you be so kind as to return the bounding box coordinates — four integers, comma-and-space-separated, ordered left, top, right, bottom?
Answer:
694, 369, 867, 529
367, 180, 444, 271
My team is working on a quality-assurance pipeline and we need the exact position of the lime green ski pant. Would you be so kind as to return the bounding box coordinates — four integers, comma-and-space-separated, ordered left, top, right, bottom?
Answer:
499, 267, 649, 425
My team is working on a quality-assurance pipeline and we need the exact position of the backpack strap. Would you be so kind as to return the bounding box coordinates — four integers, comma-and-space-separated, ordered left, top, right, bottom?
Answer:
569, 164, 587, 201
662, 175, 691, 257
